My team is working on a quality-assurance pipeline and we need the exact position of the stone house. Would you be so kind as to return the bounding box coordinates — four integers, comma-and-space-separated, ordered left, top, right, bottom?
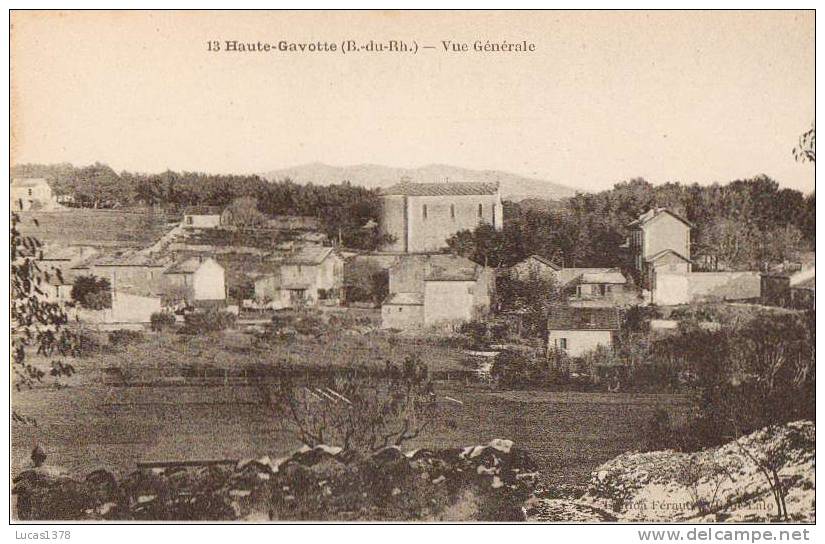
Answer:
626, 208, 693, 290
570, 269, 630, 305
253, 246, 344, 308
509, 254, 561, 282
379, 181, 503, 253
547, 306, 621, 359
182, 206, 223, 229
11, 178, 57, 211
89, 252, 173, 299
36, 245, 99, 303
381, 254, 493, 329
510, 257, 632, 306
163, 256, 227, 305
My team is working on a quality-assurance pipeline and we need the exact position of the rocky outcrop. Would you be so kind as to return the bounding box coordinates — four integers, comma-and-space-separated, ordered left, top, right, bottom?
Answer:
527, 421, 815, 522
13, 439, 539, 521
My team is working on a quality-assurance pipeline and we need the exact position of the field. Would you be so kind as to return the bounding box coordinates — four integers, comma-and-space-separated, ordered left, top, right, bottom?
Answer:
11, 329, 694, 486
15, 209, 176, 247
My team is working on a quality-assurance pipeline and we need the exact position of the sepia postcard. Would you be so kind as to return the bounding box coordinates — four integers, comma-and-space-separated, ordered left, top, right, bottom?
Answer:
8, 8, 816, 531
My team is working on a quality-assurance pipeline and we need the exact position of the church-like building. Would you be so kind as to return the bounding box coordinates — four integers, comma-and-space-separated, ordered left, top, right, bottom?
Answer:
378, 180, 503, 253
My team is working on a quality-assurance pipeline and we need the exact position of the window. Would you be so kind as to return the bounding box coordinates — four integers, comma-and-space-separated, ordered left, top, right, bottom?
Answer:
186, 216, 193, 225
450, 204, 455, 219
478, 203, 483, 218
423, 204, 428, 220
558, 338, 568, 350
492, 204, 496, 226
598, 284, 606, 296
27, 188, 32, 196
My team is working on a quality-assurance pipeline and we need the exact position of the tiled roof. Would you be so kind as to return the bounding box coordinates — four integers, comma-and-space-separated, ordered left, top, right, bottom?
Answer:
579, 270, 627, 284
628, 207, 693, 229
524, 255, 562, 270
382, 181, 499, 197
424, 254, 481, 281
384, 292, 425, 306
268, 246, 335, 266
555, 267, 612, 286
164, 256, 212, 274
92, 251, 172, 267
645, 249, 692, 264
183, 205, 223, 216
547, 306, 621, 331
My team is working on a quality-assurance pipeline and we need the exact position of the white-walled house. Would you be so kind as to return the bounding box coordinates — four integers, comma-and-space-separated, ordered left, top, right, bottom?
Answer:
253, 246, 344, 308
547, 306, 621, 358
181, 206, 223, 229
11, 178, 57, 211
164, 256, 227, 304
110, 286, 163, 323
381, 254, 493, 329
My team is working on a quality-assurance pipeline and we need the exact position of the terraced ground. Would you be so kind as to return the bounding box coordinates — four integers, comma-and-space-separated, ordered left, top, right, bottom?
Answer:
15, 209, 177, 247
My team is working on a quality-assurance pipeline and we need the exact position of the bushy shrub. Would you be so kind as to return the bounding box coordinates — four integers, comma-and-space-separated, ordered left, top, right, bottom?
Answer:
70, 275, 112, 310
491, 348, 556, 387
179, 309, 236, 335
70, 331, 103, 357
643, 407, 678, 452
150, 312, 177, 331
458, 320, 488, 350
664, 311, 815, 451
108, 329, 144, 347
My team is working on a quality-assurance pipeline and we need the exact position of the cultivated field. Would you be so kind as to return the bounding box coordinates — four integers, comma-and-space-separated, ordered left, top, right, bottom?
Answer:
11, 329, 694, 486
15, 209, 176, 247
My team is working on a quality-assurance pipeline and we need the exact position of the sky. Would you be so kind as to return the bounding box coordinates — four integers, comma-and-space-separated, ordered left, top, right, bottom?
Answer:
10, 10, 815, 193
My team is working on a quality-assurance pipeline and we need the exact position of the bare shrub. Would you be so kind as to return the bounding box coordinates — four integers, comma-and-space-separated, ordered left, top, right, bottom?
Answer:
260, 356, 436, 453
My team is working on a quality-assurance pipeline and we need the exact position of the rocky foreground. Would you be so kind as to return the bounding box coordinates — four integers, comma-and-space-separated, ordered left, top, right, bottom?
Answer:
13, 422, 815, 522
526, 420, 815, 522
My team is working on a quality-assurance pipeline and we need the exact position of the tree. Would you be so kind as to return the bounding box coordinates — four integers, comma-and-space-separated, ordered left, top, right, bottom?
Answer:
259, 357, 436, 453
10, 212, 75, 423
222, 196, 267, 228
70, 275, 112, 310
446, 223, 524, 268
793, 124, 815, 163
496, 270, 563, 336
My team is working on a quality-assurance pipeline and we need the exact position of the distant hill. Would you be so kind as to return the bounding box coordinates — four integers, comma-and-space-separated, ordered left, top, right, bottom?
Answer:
262, 163, 580, 201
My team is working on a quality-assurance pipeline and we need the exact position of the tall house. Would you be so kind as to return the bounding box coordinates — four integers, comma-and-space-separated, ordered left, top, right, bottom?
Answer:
11, 178, 55, 210
627, 208, 693, 289
379, 181, 503, 253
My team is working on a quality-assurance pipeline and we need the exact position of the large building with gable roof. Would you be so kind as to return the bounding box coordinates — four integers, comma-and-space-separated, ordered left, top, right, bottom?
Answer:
378, 180, 503, 253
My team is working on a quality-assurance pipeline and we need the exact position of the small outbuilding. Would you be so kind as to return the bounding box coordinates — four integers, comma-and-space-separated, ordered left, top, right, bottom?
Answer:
547, 306, 621, 358
182, 206, 223, 229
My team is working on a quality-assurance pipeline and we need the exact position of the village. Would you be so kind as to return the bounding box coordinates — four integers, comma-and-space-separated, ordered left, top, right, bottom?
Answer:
10, 166, 817, 523
11, 175, 814, 363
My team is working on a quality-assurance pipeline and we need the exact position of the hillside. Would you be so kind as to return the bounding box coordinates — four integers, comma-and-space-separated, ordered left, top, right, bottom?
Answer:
263, 163, 580, 202
15, 209, 177, 248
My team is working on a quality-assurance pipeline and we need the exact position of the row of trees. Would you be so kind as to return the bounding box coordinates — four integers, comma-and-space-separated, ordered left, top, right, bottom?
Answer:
447, 175, 814, 272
